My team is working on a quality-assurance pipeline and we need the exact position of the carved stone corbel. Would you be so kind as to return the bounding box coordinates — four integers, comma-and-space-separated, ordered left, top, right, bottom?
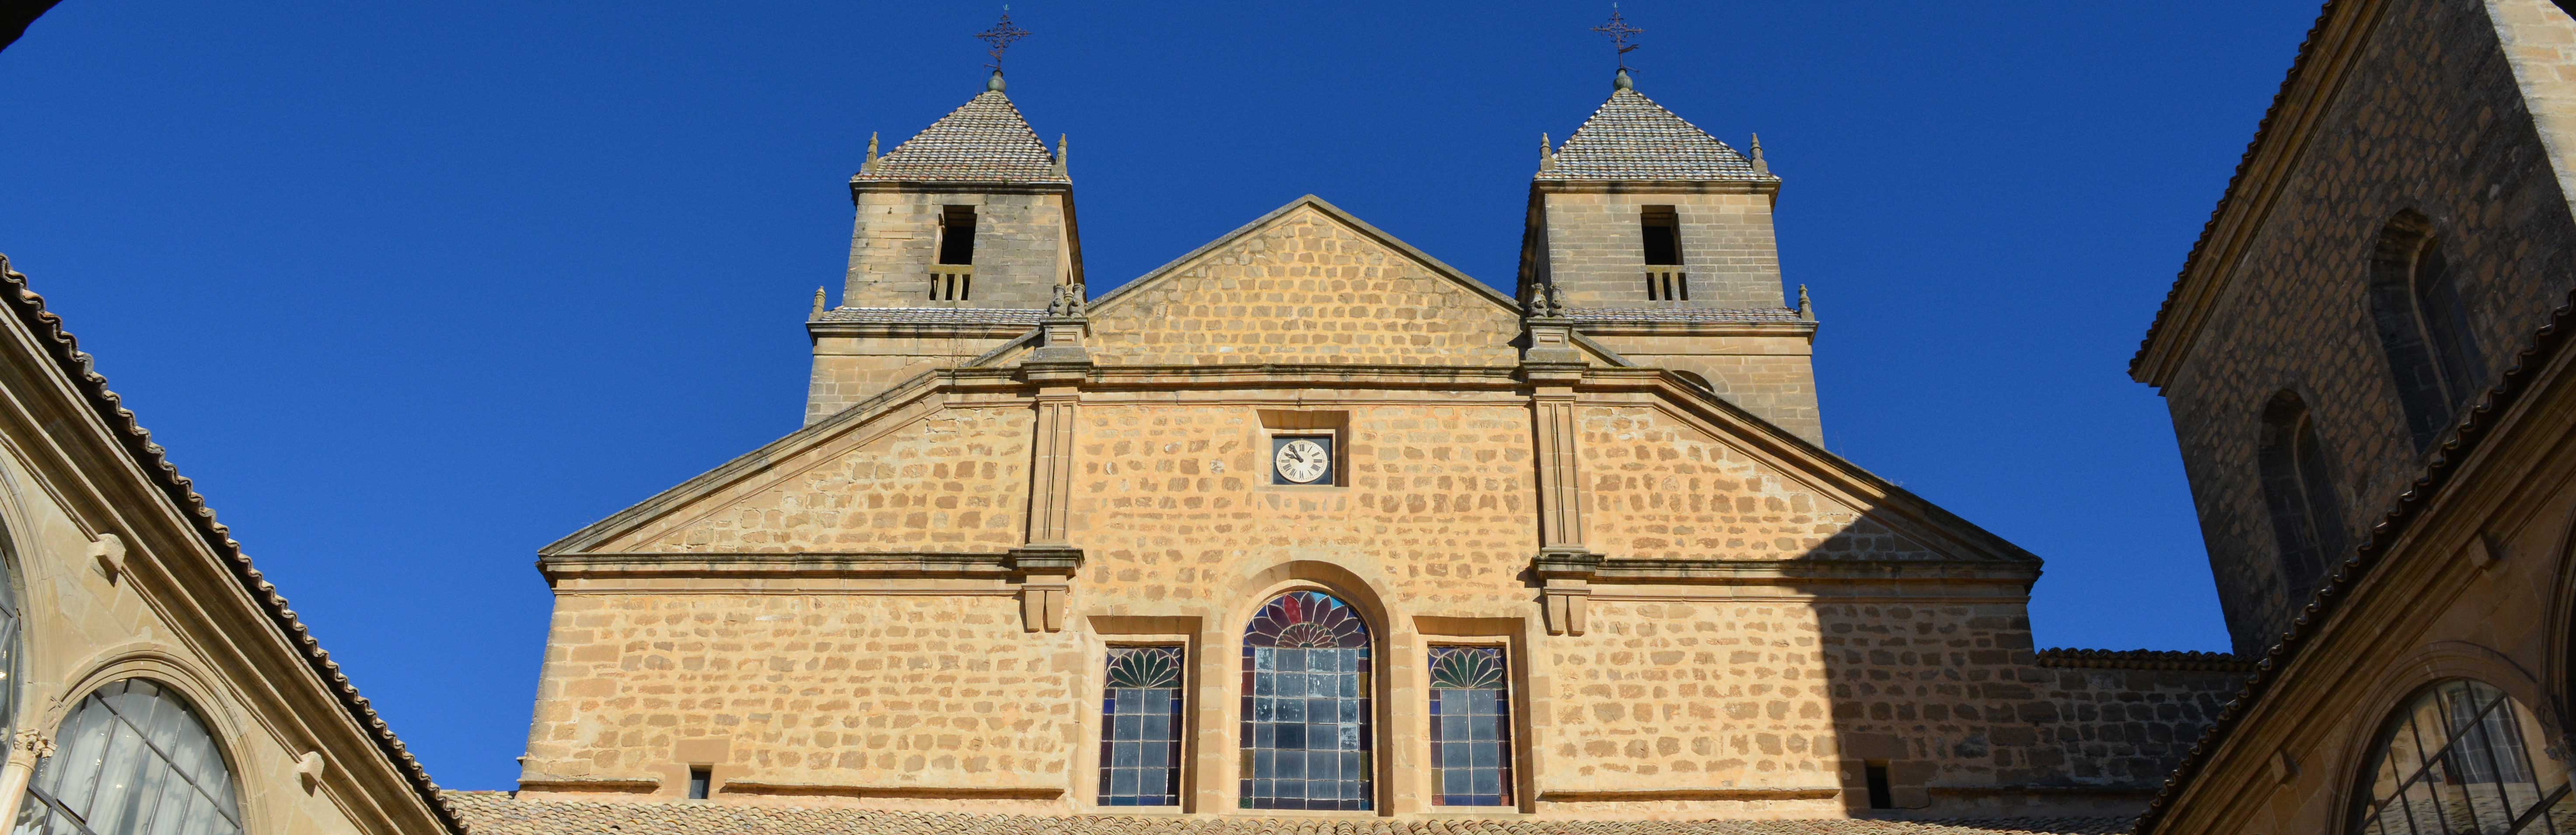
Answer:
1534, 549, 1601, 636
1008, 545, 1082, 632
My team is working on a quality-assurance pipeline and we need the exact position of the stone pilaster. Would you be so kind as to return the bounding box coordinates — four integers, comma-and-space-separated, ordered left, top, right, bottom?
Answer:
1016, 303, 1089, 631
1523, 304, 1598, 636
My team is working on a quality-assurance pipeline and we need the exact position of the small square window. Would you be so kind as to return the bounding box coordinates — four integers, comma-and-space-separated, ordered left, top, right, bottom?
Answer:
686, 766, 712, 800
1271, 435, 1334, 486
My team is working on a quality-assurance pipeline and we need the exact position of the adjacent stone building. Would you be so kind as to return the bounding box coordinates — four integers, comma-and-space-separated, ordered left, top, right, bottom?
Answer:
452, 67, 2247, 833
2123, 0, 2576, 833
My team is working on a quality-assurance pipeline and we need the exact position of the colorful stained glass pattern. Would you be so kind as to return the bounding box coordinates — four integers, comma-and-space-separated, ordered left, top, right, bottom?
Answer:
1099, 646, 1186, 806
1240, 591, 1372, 811
2349, 679, 2575, 834
1428, 646, 1513, 807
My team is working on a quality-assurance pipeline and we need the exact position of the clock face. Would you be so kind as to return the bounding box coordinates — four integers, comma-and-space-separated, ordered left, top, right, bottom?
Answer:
1273, 438, 1331, 484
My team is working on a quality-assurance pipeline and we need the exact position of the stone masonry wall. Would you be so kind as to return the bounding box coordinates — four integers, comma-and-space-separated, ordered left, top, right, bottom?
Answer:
602, 406, 1031, 553
528, 397, 2232, 814
2155, 0, 2576, 655
845, 190, 1066, 310
521, 593, 1080, 793
1085, 207, 1523, 367
1068, 402, 1539, 612
1557, 600, 2233, 806
1585, 333, 1822, 443
1580, 406, 1931, 561
805, 334, 1021, 424
1541, 191, 1786, 310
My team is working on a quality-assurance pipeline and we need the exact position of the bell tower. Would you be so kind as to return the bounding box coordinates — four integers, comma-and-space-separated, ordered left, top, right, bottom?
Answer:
805, 68, 1083, 423
1517, 71, 1823, 443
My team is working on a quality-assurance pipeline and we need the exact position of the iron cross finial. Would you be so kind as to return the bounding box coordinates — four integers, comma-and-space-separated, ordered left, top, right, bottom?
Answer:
1592, 3, 1642, 72
977, 6, 1030, 72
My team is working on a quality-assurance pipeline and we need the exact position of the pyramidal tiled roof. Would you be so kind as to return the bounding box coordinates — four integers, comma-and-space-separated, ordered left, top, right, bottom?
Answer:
857, 90, 1066, 184
1540, 88, 1770, 183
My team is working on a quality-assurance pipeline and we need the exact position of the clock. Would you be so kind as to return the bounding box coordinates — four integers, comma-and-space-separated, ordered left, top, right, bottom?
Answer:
1271, 436, 1333, 485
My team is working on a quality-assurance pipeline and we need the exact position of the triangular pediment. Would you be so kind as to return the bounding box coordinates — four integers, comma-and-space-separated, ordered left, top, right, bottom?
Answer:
1081, 196, 1528, 366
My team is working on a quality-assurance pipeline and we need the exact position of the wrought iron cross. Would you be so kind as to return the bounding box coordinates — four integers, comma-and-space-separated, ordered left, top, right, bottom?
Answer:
1592, 4, 1641, 72
977, 6, 1030, 72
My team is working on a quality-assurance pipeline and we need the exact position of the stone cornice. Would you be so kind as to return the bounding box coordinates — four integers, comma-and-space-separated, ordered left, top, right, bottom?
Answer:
1571, 319, 1818, 338
1534, 553, 2041, 586
0, 256, 463, 833
538, 549, 1083, 585
2129, 0, 2377, 386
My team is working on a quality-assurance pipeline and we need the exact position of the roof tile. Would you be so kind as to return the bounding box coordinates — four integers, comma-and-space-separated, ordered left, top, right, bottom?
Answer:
446, 792, 2131, 835
1540, 88, 1771, 183
858, 91, 1066, 184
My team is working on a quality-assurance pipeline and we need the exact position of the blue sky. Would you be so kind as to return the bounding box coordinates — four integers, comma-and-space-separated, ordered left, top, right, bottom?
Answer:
0, 2, 2320, 790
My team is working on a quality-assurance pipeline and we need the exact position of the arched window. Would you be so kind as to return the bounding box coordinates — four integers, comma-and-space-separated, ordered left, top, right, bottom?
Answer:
2258, 391, 2344, 604
18, 680, 243, 835
1240, 590, 1371, 811
2369, 213, 2484, 449
2348, 680, 2573, 834
0, 542, 21, 736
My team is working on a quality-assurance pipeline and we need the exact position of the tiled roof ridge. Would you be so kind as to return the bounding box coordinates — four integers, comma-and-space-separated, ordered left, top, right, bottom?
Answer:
2128, 1, 2342, 378
1569, 307, 1806, 323
857, 90, 1066, 184
0, 255, 467, 834
2132, 281, 2576, 834
2032, 648, 2254, 673
816, 306, 1046, 324
442, 790, 2135, 834
1539, 87, 1772, 183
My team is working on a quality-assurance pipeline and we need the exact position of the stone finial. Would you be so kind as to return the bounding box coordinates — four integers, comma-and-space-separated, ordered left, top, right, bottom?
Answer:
987, 69, 1007, 93
811, 286, 827, 317
863, 132, 879, 174
1524, 281, 1568, 318
1797, 284, 1814, 321
1613, 68, 1633, 91
1539, 133, 1555, 172
1750, 133, 1769, 176
1053, 134, 1068, 178
1045, 281, 1087, 317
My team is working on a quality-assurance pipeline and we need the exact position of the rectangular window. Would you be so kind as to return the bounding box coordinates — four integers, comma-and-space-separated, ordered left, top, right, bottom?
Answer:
1864, 761, 1893, 809
1101, 645, 1187, 806
686, 767, 711, 800
938, 205, 978, 265
1640, 206, 1682, 266
1427, 645, 1512, 807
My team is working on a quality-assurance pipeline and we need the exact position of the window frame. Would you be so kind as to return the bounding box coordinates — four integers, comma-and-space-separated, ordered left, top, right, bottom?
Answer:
2344, 679, 2572, 835
18, 678, 246, 835
1238, 589, 1376, 812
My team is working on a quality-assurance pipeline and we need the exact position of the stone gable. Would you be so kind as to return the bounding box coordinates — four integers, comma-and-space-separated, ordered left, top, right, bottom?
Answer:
1581, 406, 1939, 562
596, 406, 1032, 554
1085, 203, 1523, 367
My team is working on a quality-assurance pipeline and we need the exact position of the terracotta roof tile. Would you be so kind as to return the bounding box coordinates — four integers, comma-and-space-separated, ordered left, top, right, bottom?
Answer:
1570, 307, 1805, 323
816, 307, 1045, 325
1540, 89, 1771, 183
445, 792, 2131, 835
0, 255, 464, 833
857, 91, 1065, 184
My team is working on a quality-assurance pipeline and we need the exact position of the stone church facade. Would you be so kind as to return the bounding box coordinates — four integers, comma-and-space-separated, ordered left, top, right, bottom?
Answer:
18, 2, 2576, 834
474, 68, 2246, 832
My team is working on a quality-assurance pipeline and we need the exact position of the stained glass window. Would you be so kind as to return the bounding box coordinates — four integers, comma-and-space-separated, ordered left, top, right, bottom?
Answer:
1240, 590, 1371, 811
1428, 646, 1513, 807
2347, 679, 2574, 834
1100, 645, 1185, 806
